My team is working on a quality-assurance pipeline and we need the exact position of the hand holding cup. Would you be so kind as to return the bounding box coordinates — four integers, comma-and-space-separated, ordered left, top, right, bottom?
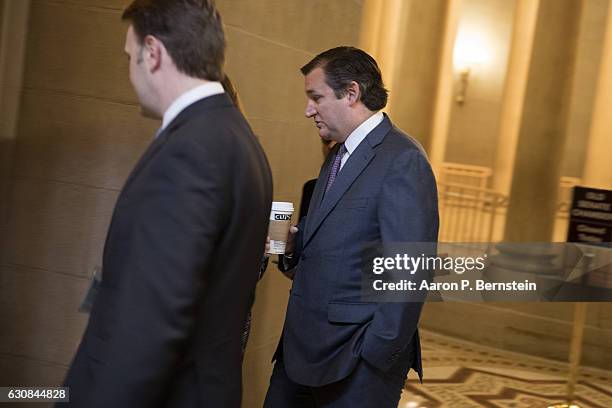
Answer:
267, 202, 294, 254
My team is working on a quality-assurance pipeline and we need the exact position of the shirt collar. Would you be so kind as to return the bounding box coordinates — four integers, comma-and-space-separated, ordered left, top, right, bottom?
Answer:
343, 111, 384, 154
160, 82, 225, 133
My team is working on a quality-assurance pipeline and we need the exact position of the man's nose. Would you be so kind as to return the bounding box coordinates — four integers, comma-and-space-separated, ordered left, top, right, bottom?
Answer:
305, 102, 316, 118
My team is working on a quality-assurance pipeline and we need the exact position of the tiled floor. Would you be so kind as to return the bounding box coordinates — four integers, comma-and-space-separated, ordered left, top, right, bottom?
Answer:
399, 330, 612, 408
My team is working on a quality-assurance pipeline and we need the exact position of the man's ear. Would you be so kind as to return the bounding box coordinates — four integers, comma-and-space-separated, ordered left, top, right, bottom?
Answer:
345, 81, 361, 106
143, 35, 162, 72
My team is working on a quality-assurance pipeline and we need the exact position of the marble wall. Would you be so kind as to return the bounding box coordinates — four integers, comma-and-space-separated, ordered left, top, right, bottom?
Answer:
445, 0, 516, 170
561, 0, 609, 178
0, 1, 363, 407
1, 2, 610, 407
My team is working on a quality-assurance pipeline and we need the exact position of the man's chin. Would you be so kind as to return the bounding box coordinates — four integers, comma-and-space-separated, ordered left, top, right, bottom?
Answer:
139, 105, 161, 120
318, 131, 332, 141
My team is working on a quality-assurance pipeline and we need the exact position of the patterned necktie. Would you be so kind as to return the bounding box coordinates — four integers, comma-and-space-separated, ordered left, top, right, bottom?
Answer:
325, 143, 346, 194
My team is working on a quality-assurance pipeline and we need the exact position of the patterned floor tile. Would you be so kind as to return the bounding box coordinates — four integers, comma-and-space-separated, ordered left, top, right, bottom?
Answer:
399, 330, 611, 408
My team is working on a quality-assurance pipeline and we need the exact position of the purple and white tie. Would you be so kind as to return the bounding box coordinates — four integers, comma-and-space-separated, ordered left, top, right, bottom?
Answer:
325, 143, 347, 194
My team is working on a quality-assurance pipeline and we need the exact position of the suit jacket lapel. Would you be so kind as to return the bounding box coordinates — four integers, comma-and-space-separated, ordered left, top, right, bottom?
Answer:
302, 115, 393, 248
120, 94, 234, 194
121, 128, 170, 194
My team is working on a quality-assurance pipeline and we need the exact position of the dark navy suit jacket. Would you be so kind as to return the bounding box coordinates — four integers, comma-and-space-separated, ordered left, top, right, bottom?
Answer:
60, 94, 272, 408
278, 114, 438, 387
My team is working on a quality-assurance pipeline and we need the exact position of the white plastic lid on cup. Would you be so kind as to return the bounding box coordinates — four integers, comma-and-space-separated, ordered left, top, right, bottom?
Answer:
272, 201, 294, 212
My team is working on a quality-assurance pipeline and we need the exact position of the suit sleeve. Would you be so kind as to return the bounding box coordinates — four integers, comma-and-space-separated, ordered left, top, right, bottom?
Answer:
360, 148, 438, 373
88, 134, 230, 407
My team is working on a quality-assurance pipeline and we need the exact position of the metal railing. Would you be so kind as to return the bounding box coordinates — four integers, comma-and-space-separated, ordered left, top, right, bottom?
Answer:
437, 182, 580, 242
438, 182, 508, 242
438, 162, 492, 190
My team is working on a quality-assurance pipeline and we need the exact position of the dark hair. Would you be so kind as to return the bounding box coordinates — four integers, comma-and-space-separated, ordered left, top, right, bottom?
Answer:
122, 0, 225, 81
301, 46, 388, 111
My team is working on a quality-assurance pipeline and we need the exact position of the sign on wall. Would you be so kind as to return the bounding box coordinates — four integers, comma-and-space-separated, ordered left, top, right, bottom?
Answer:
567, 186, 612, 244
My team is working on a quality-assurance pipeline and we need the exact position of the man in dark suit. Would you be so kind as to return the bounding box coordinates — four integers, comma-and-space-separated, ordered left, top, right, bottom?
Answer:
264, 47, 439, 407
60, 1, 272, 407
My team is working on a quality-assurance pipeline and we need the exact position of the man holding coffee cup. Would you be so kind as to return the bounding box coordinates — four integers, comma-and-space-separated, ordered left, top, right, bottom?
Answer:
264, 47, 439, 407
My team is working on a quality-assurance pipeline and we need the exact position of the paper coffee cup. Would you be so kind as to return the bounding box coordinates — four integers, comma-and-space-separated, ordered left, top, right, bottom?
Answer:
268, 201, 294, 254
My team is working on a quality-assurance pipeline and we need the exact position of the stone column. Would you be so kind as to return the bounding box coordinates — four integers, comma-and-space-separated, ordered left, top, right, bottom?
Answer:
582, 2, 612, 190
492, 0, 540, 195
387, 0, 449, 151
359, 1, 458, 157
428, 0, 462, 172
358, 0, 407, 113
504, 0, 583, 242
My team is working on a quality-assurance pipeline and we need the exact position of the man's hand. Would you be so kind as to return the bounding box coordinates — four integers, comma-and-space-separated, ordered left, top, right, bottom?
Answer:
285, 226, 299, 255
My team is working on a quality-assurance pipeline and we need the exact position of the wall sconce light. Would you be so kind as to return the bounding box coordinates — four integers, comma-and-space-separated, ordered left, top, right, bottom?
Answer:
453, 30, 490, 105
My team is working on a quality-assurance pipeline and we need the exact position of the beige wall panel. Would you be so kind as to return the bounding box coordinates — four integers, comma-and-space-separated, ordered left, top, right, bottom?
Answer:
225, 26, 336, 206
225, 27, 311, 122
24, 1, 133, 102
445, 0, 515, 169
14, 90, 156, 189
242, 340, 279, 407
242, 270, 292, 406
250, 118, 324, 203
0, 265, 88, 366
6, 179, 118, 277
1, 0, 29, 267
0, 0, 4, 41
218, 0, 362, 54
0, 138, 14, 264
422, 302, 612, 369
447, 98, 505, 166
245, 269, 291, 352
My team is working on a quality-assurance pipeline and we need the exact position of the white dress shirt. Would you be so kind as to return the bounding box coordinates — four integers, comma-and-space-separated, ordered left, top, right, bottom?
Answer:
159, 81, 225, 135
339, 111, 384, 170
